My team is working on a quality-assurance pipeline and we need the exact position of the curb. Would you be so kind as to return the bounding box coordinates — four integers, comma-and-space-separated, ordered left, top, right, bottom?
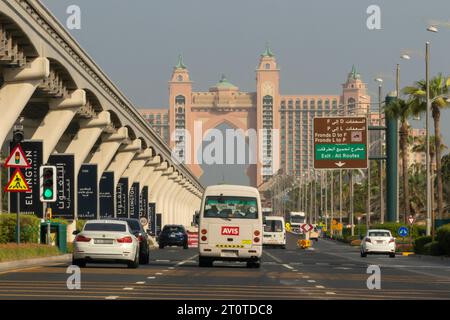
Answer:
0, 254, 72, 272
405, 253, 450, 262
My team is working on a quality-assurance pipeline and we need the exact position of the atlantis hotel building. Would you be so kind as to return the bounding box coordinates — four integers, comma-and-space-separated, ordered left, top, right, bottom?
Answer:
140, 46, 370, 188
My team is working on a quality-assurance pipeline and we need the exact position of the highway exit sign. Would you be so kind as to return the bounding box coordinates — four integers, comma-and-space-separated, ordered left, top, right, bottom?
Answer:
313, 116, 368, 169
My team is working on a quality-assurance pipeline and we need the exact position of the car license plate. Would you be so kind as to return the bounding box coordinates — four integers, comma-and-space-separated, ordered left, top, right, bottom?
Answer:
377, 240, 384, 244
94, 239, 113, 244
170, 234, 176, 238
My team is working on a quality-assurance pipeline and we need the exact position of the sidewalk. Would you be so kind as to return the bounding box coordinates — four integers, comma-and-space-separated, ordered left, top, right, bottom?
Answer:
0, 254, 72, 272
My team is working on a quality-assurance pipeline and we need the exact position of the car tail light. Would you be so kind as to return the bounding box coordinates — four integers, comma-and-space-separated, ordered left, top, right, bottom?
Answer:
201, 229, 207, 235
366, 237, 371, 243
75, 235, 91, 242
254, 237, 260, 243
137, 236, 144, 242
389, 238, 395, 243
201, 236, 207, 241
254, 230, 260, 236
117, 236, 133, 243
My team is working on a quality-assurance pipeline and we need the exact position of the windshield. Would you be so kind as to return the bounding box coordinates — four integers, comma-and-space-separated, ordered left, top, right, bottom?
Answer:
264, 220, 283, 233
290, 215, 305, 224
84, 223, 126, 232
369, 231, 391, 237
162, 226, 184, 234
203, 196, 258, 219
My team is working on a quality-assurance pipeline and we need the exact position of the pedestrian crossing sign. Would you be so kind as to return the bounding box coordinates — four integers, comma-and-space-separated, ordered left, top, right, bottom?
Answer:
4, 169, 30, 193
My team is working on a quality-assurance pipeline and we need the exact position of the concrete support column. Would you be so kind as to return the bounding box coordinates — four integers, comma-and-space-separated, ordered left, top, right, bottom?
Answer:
64, 111, 112, 174
89, 127, 129, 180
122, 149, 153, 191
0, 57, 50, 147
106, 139, 142, 188
176, 183, 190, 225
32, 89, 86, 162
150, 167, 174, 224
156, 171, 177, 224
162, 175, 181, 224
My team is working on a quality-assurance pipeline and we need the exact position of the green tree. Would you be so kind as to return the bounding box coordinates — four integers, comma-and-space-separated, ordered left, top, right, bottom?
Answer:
384, 98, 420, 222
404, 73, 450, 219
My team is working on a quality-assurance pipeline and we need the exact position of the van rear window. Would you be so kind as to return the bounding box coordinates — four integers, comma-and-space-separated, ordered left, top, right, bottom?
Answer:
264, 220, 283, 232
204, 196, 258, 219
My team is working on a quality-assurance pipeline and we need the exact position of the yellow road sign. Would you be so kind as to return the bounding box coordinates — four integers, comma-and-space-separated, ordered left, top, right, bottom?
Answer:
4, 169, 30, 193
285, 223, 291, 232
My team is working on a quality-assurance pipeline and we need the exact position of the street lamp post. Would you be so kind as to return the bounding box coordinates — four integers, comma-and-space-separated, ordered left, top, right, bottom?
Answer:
375, 78, 384, 223
425, 40, 432, 237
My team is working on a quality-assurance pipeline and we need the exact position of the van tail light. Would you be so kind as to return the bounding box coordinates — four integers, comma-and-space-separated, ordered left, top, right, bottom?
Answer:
201, 236, 207, 241
389, 238, 395, 243
137, 236, 144, 242
254, 230, 260, 236
254, 237, 260, 243
201, 229, 207, 235
366, 237, 371, 243
117, 236, 133, 243
75, 235, 91, 242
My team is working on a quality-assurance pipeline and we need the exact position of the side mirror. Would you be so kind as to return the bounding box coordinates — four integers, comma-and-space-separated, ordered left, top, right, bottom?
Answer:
72, 230, 80, 235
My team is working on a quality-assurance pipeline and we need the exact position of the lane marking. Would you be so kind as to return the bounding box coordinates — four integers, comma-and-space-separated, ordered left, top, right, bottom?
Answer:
155, 260, 170, 262
302, 276, 310, 279
292, 269, 298, 272
155, 273, 163, 275
123, 287, 134, 291
105, 296, 119, 300
147, 277, 156, 279
282, 264, 294, 270
263, 251, 285, 264
325, 292, 336, 295
176, 254, 199, 267
135, 281, 145, 285
307, 280, 316, 283
316, 285, 325, 289
168, 267, 175, 269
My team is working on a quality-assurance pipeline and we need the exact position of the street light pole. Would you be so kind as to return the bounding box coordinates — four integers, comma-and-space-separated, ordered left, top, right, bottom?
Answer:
396, 63, 400, 223
339, 169, 343, 224
378, 84, 384, 224
425, 41, 432, 236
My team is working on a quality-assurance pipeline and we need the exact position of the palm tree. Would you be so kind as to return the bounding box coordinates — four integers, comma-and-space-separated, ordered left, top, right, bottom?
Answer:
411, 135, 447, 218
384, 98, 419, 222
404, 73, 450, 219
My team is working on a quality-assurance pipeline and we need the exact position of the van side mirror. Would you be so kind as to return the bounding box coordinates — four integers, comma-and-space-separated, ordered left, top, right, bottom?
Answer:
72, 230, 80, 235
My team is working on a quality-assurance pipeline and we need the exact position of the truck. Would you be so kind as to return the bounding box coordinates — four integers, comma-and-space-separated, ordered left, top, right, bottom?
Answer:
288, 212, 306, 233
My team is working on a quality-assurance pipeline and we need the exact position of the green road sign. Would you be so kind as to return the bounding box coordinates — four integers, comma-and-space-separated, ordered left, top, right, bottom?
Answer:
315, 144, 366, 160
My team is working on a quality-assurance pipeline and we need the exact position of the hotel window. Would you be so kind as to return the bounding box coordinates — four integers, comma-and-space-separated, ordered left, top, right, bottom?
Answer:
265, 63, 270, 70
295, 99, 300, 109
177, 75, 183, 82
281, 100, 285, 109
348, 98, 356, 113
310, 99, 315, 109
325, 99, 330, 110
288, 100, 293, 109
318, 100, 323, 110
175, 95, 186, 106
303, 99, 308, 109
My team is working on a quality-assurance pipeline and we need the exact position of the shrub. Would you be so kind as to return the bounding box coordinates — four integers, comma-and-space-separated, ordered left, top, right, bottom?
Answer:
0, 214, 41, 244
0, 243, 60, 262
76, 219, 86, 232
414, 236, 433, 254
396, 243, 414, 252
424, 241, 444, 256
436, 224, 450, 255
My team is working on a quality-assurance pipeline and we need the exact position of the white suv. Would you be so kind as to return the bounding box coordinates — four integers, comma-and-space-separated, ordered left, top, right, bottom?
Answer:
360, 229, 396, 258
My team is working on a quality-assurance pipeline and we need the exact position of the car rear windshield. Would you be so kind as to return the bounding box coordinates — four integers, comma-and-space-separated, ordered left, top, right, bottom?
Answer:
369, 231, 391, 237
264, 220, 283, 232
162, 226, 184, 233
126, 220, 141, 232
84, 223, 126, 232
203, 196, 258, 219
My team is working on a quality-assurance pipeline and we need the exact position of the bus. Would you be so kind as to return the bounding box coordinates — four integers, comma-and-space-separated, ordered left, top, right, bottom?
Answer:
198, 185, 263, 268
289, 212, 306, 232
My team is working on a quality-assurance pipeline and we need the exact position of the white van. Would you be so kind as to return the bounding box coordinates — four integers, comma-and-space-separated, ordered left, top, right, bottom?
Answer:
263, 216, 286, 249
198, 185, 263, 268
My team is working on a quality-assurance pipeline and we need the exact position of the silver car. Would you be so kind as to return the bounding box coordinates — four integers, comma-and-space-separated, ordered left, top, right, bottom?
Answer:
72, 220, 140, 268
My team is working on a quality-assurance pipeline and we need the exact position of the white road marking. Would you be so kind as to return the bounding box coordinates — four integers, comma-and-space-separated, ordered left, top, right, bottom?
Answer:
316, 262, 329, 266
292, 269, 298, 272
325, 292, 336, 295
302, 275, 310, 279
123, 287, 134, 291
168, 267, 175, 269
307, 280, 316, 283
176, 254, 199, 267
147, 277, 156, 279
155, 273, 163, 275
156, 260, 170, 262
316, 285, 325, 289
135, 281, 145, 284
334, 267, 351, 270
263, 251, 285, 264
105, 296, 119, 300
283, 264, 294, 270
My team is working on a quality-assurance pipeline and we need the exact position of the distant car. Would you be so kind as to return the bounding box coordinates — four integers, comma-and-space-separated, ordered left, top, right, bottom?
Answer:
72, 220, 140, 268
158, 225, 188, 249
360, 229, 396, 258
263, 216, 286, 248
113, 218, 150, 264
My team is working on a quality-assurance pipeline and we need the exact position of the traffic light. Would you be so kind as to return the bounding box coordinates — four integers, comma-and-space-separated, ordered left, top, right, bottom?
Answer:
39, 166, 57, 202
12, 123, 24, 146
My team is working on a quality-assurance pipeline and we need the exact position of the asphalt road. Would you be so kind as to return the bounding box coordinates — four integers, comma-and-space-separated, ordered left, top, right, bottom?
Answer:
0, 234, 449, 300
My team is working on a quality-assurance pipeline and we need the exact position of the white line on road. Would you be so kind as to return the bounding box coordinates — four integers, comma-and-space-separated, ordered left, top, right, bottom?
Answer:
307, 280, 316, 283
316, 285, 325, 289
283, 264, 294, 270
147, 277, 156, 279
123, 287, 134, 291
135, 281, 145, 284
176, 254, 199, 267
325, 292, 336, 295
155, 273, 163, 275
302, 275, 310, 279
263, 251, 285, 264
156, 260, 170, 262
105, 296, 119, 300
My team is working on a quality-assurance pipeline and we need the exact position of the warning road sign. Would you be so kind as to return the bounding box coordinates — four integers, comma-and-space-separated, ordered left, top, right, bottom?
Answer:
4, 145, 31, 168
4, 169, 30, 193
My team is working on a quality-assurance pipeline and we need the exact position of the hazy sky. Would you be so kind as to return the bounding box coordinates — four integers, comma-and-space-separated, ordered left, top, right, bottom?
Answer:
41, 0, 450, 175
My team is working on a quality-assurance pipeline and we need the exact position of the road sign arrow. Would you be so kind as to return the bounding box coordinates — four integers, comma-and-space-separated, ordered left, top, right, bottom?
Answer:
335, 161, 346, 168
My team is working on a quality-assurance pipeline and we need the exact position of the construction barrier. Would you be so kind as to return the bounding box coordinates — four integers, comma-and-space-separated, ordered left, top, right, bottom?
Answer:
187, 231, 198, 248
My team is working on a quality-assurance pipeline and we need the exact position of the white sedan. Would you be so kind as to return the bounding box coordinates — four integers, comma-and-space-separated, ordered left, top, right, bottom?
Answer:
360, 229, 396, 258
72, 220, 140, 268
